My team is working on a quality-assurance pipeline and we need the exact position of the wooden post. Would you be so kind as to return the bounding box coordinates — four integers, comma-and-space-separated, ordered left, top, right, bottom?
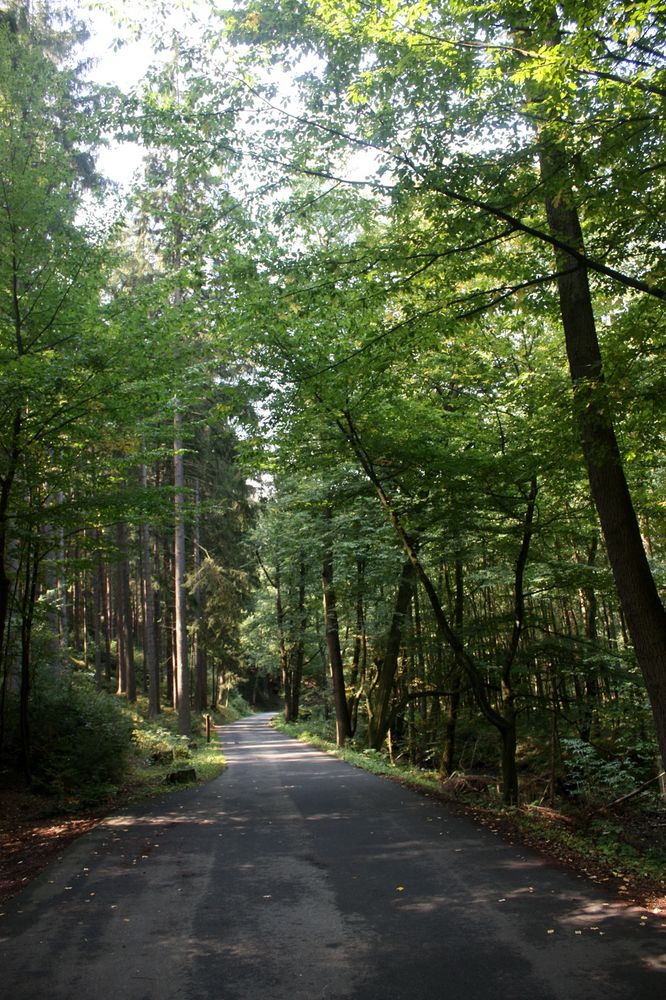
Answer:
205, 714, 211, 744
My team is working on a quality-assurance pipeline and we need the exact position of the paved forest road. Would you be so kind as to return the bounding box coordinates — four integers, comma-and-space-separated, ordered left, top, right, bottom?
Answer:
1, 714, 664, 999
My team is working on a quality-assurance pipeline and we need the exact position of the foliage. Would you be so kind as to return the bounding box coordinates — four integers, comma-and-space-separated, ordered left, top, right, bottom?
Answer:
560, 738, 647, 805
273, 715, 441, 788
512, 810, 666, 889
215, 0, 666, 803
1, 0, 665, 845
131, 723, 189, 765
223, 690, 254, 720
123, 696, 252, 794
28, 674, 134, 802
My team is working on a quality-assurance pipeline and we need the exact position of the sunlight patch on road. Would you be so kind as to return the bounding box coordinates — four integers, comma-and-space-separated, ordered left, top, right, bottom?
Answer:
642, 953, 666, 971
104, 814, 217, 828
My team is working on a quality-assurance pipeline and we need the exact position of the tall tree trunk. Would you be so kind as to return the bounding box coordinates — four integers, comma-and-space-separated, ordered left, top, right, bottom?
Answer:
115, 521, 136, 702
72, 545, 82, 653
348, 556, 366, 734
57, 493, 68, 653
140, 465, 160, 717
0, 404, 22, 688
289, 555, 307, 722
92, 534, 103, 691
367, 557, 416, 750
339, 411, 536, 802
192, 479, 207, 713
81, 565, 89, 669
442, 558, 464, 777
274, 563, 293, 720
499, 476, 538, 805
539, 140, 666, 769
18, 536, 39, 781
322, 507, 351, 746
103, 563, 112, 682
174, 410, 190, 736
162, 529, 177, 707
575, 534, 600, 741
157, 523, 174, 705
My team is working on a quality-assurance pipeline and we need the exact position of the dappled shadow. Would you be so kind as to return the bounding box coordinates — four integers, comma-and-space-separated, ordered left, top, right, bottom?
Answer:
4, 710, 664, 1000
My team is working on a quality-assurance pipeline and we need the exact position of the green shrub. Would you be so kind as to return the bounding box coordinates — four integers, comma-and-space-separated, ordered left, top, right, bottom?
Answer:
131, 724, 177, 765
29, 672, 133, 801
561, 738, 642, 804
213, 689, 254, 723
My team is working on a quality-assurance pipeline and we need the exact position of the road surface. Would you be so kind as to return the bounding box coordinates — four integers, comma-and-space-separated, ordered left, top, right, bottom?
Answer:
0, 712, 664, 999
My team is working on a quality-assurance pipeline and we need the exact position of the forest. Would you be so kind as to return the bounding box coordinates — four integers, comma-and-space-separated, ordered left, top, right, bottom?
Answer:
1, 0, 665, 853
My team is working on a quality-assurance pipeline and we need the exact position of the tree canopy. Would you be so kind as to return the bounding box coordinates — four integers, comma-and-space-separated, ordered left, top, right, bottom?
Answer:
0, 0, 664, 813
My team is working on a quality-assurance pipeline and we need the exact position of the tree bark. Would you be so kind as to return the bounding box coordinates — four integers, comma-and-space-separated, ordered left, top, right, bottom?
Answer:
115, 521, 136, 702
499, 476, 538, 805
192, 478, 207, 713
348, 556, 366, 735
441, 559, 464, 777
140, 465, 160, 717
91, 533, 103, 691
322, 507, 352, 746
338, 411, 537, 802
367, 557, 416, 750
539, 142, 666, 769
103, 562, 112, 682
174, 410, 190, 736
18, 534, 39, 781
57, 494, 68, 652
289, 556, 307, 722
273, 563, 293, 720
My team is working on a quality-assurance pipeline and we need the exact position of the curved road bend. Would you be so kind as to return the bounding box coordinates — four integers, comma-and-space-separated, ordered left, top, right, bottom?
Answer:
0, 712, 664, 999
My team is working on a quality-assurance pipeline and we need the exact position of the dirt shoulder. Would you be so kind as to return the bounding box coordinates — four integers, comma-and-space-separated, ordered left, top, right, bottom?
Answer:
1, 741, 226, 905
0, 788, 102, 904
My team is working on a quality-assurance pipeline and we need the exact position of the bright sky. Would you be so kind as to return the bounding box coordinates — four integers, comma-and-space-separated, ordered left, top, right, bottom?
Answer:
75, 0, 378, 204
80, 2, 159, 188
80, 0, 223, 188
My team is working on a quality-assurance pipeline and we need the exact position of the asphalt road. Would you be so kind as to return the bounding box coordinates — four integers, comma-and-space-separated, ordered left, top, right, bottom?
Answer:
0, 712, 664, 999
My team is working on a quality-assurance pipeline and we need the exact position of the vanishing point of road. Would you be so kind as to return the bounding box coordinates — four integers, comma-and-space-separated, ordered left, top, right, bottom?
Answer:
1, 712, 664, 999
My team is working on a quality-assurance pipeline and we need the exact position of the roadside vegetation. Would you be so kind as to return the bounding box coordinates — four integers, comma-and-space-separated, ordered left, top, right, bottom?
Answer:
4, 673, 252, 810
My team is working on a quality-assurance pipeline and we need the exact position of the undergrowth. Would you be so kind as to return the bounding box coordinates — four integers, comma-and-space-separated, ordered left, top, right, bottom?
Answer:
8, 673, 254, 812
275, 718, 443, 791
100, 690, 254, 808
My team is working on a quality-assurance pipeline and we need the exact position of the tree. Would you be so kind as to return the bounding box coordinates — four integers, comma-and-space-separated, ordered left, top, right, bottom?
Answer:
0, 1, 115, 765
223, 0, 666, 771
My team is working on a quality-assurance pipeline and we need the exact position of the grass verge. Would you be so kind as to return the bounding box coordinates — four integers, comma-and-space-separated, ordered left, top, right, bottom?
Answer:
118, 700, 233, 806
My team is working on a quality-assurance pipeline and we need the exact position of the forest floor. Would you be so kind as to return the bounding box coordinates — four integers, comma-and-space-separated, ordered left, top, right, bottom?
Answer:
2, 730, 665, 915
0, 755, 228, 906
0, 783, 101, 904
